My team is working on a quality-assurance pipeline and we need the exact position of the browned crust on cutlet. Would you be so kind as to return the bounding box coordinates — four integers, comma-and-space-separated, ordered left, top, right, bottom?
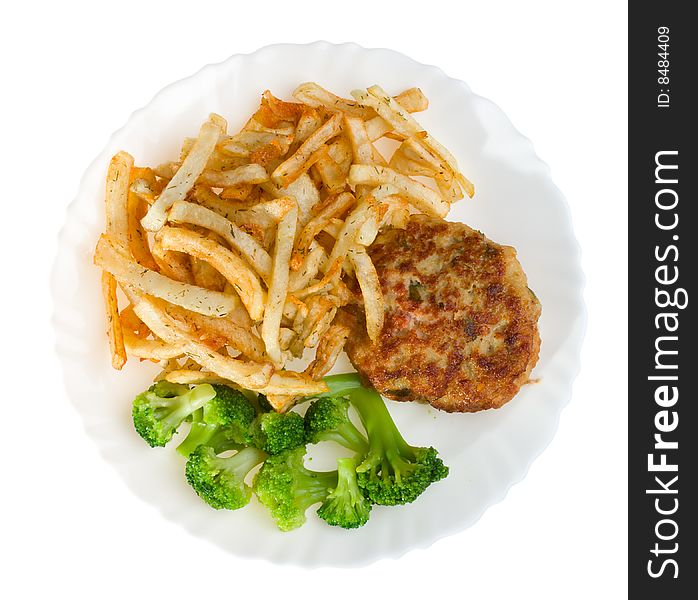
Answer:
345, 215, 541, 412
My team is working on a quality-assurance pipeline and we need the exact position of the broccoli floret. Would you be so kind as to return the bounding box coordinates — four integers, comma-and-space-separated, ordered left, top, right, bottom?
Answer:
304, 396, 368, 454
176, 385, 256, 456
254, 447, 337, 531
349, 387, 449, 505
132, 383, 217, 447
317, 456, 371, 529
251, 411, 306, 455
185, 445, 267, 510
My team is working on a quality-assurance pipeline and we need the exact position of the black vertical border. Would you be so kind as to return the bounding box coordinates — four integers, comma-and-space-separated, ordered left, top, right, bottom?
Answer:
629, 3, 695, 596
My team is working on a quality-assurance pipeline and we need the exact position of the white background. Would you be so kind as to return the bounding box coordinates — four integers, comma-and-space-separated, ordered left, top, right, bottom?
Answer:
1, 1, 627, 598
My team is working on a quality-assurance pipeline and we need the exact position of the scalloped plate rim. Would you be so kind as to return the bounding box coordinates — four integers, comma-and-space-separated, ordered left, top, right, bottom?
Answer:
51, 41, 586, 567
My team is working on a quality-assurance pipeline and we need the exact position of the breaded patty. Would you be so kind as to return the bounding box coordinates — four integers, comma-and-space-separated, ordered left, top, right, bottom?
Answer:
345, 215, 541, 412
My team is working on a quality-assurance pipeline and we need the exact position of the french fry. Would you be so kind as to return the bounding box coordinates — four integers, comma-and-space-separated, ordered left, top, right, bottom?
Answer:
288, 244, 326, 291
364, 115, 393, 142
293, 83, 429, 118
127, 168, 159, 270
294, 107, 324, 145
291, 191, 355, 269
344, 116, 386, 166
261, 201, 298, 364
120, 304, 149, 339
323, 200, 377, 272
293, 82, 374, 118
389, 136, 442, 177
391, 136, 467, 202
330, 278, 355, 308
191, 185, 292, 225
277, 173, 321, 227
181, 135, 253, 171
279, 327, 296, 352
327, 137, 353, 171
249, 140, 285, 168
208, 112, 228, 133
163, 303, 267, 361
353, 190, 388, 246
313, 154, 347, 193
105, 151, 134, 248
348, 246, 384, 341
291, 295, 310, 333
304, 310, 353, 380
94, 234, 236, 317
151, 238, 195, 284
300, 295, 338, 349
132, 295, 273, 389
124, 333, 185, 361
435, 171, 466, 202
394, 87, 429, 112
292, 258, 343, 300
156, 226, 266, 321
207, 153, 250, 173
221, 131, 293, 157
348, 164, 448, 217
379, 196, 411, 230
152, 161, 180, 180
101, 271, 126, 369
245, 115, 296, 134
190, 255, 227, 291
243, 114, 296, 136
356, 85, 474, 198
198, 163, 269, 188
283, 295, 308, 327
352, 87, 417, 140
312, 136, 353, 193
356, 210, 381, 246
167, 200, 273, 283
389, 153, 436, 178
219, 183, 254, 201
265, 394, 302, 413
129, 177, 159, 205
163, 369, 233, 386
141, 117, 223, 231
322, 218, 345, 239
221, 285, 255, 329
272, 113, 343, 186
360, 88, 430, 142
256, 371, 328, 405
367, 182, 401, 201
262, 90, 305, 123
102, 152, 133, 370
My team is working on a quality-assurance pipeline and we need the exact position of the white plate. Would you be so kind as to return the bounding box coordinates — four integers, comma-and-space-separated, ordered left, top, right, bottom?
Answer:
51, 42, 585, 566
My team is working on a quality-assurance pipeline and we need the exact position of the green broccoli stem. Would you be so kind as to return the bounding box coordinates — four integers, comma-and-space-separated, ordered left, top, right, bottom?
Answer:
162, 384, 217, 431
176, 423, 243, 457
177, 422, 216, 457
294, 467, 338, 509
334, 456, 363, 500
213, 446, 267, 479
315, 373, 363, 399
321, 423, 368, 455
349, 387, 416, 474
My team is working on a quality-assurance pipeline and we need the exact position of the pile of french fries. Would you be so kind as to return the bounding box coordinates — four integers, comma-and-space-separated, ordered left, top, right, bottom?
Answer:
94, 83, 473, 411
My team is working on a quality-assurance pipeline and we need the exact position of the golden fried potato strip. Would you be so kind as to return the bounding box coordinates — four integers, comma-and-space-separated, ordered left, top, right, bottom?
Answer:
101, 271, 126, 369
156, 226, 265, 321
